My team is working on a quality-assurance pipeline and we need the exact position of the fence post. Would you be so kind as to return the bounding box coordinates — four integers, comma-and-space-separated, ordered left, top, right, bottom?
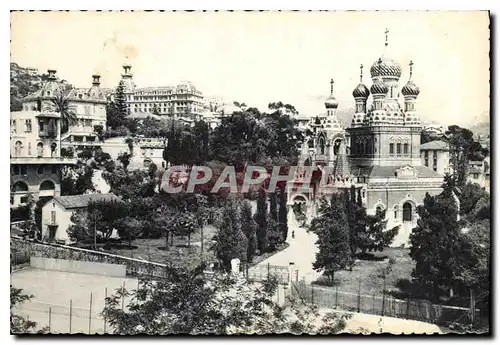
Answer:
121, 281, 125, 310
406, 295, 411, 319
104, 287, 108, 334
469, 289, 476, 326
267, 263, 270, 279
89, 292, 93, 334
381, 275, 386, 316
48, 307, 52, 333
357, 278, 361, 313
335, 285, 339, 309
311, 285, 314, 304
69, 299, 72, 333
372, 293, 375, 314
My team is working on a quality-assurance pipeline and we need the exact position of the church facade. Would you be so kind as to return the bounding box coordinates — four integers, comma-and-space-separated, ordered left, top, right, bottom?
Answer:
289, 31, 444, 246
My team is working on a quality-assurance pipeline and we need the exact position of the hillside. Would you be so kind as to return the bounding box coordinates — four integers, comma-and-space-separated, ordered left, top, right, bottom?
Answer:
10, 62, 73, 111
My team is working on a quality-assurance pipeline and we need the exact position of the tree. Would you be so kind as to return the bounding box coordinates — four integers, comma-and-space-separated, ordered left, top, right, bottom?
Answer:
50, 93, 77, 134
101, 265, 350, 335
117, 216, 143, 248
11, 286, 45, 333
278, 186, 289, 242
312, 194, 352, 283
344, 186, 398, 257
269, 192, 278, 221
117, 152, 132, 171
255, 189, 268, 253
446, 125, 488, 187
266, 218, 282, 252
240, 201, 257, 263
67, 199, 126, 247
459, 182, 489, 217
211, 200, 247, 271
409, 189, 462, 302
60, 165, 95, 196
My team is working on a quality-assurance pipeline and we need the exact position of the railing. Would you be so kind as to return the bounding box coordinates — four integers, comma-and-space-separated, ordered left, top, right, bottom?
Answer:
10, 157, 78, 165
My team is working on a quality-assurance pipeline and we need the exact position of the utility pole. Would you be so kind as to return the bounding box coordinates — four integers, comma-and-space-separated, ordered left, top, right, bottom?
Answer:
93, 212, 97, 250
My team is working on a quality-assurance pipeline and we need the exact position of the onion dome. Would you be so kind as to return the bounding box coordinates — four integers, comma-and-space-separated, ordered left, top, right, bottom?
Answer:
401, 80, 420, 97
370, 29, 402, 79
370, 78, 388, 95
353, 64, 370, 99
325, 79, 339, 109
353, 83, 370, 98
370, 57, 402, 79
401, 61, 420, 97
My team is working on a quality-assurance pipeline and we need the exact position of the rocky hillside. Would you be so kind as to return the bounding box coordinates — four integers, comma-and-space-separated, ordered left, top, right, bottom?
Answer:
10, 62, 73, 111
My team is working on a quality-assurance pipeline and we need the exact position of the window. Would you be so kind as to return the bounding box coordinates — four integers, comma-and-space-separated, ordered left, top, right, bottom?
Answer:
38, 165, 44, 174
403, 143, 409, 155
20, 196, 29, 204
13, 166, 20, 175
389, 143, 394, 155
14, 141, 23, 157
396, 143, 401, 155
20, 166, 27, 175
51, 165, 57, 174
85, 119, 92, 127
473, 173, 479, 179
424, 151, 429, 166
25, 119, 32, 132
11, 120, 16, 134
51, 211, 56, 223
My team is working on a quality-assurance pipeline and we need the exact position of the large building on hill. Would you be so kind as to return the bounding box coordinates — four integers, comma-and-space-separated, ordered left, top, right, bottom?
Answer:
289, 31, 444, 246
119, 65, 205, 121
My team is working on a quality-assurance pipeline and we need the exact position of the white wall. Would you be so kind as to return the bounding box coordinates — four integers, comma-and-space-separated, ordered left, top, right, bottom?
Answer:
41, 200, 74, 243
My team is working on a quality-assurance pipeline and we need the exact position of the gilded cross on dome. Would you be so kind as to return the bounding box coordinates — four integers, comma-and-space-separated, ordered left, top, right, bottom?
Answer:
330, 79, 334, 95
360, 64, 364, 82
385, 28, 389, 47
409, 60, 414, 79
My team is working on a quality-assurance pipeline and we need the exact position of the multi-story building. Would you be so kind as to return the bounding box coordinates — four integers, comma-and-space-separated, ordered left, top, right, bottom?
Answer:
22, 70, 108, 153
289, 31, 445, 246
119, 65, 205, 122
10, 88, 77, 207
468, 157, 490, 193
420, 140, 452, 175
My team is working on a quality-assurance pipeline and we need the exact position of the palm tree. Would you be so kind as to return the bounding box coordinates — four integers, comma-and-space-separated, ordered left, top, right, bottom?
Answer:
51, 93, 77, 155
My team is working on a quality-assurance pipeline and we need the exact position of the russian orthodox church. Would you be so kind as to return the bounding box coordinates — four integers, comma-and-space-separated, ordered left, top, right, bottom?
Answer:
288, 30, 444, 246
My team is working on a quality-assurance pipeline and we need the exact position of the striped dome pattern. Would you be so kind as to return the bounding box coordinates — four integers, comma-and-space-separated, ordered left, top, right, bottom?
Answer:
401, 80, 420, 97
352, 83, 370, 99
370, 78, 388, 95
370, 57, 402, 79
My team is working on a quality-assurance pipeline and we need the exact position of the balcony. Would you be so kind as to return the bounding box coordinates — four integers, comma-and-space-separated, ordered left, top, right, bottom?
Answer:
10, 156, 77, 165
39, 130, 57, 138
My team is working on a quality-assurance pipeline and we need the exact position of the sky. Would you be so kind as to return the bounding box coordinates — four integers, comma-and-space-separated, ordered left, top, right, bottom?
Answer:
10, 11, 490, 127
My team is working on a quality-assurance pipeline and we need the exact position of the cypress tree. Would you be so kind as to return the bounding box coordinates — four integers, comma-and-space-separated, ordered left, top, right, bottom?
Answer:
114, 80, 128, 119
269, 192, 278, 221
255, 189, 268, 253
241, 201, 257, 263
278, 186, 288, 242
312, 193, 352, 283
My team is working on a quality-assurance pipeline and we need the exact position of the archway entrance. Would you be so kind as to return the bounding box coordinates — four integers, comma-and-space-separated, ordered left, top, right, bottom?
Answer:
403, 202, 412, 222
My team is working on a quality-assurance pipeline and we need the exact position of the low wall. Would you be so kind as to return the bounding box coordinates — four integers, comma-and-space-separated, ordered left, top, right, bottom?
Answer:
30, 257, 126, 277
11, 237, 170, 279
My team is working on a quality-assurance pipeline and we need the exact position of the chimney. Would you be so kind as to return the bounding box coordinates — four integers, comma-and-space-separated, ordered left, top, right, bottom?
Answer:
92, 74, 101, 86
47, 69, 57, 80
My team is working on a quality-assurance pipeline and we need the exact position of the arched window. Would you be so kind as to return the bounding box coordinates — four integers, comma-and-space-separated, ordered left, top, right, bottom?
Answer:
14, 141, 23, 157
39, 180, 55, 191
51, 143, 57, 157
11, 181, 29, 193
318, 137, 325, 155
394, 205, 399, 219
143, 159, 152, 168
403, 202, 412, 222
37, 142, 44, 157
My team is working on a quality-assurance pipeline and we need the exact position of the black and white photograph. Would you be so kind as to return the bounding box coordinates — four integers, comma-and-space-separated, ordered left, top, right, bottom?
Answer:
8, 10, 491, 335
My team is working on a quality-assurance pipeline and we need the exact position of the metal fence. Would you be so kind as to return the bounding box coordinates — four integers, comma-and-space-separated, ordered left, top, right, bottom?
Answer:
12, 286, 133, 334
290, 280, 479, 326
245, 263, 290, 284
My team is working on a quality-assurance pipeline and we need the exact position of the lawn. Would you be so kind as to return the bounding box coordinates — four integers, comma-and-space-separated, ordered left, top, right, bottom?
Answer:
102, 225, 219, 269
312, 248, 415, 298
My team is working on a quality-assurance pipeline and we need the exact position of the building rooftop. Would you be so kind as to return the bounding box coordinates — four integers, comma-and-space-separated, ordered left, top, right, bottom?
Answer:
357, 165, 443, 179
420, 140, 449, 151
52, 193, 120, 210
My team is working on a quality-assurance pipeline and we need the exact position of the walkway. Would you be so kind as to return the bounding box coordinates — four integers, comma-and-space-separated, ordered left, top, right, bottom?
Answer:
252, 212, 321, 283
